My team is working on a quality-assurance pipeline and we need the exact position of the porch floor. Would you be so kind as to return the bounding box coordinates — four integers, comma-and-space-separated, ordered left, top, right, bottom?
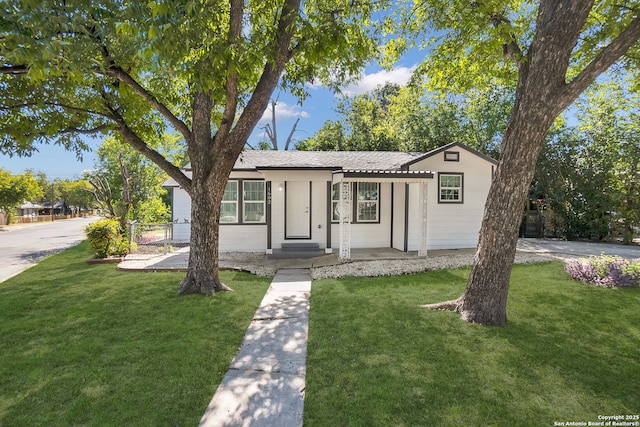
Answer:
119, 247, 478, 272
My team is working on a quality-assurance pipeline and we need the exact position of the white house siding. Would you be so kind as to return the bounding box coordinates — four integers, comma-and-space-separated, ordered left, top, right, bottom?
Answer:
408, 147, 494, 250
219, 225, 267, 251
330, 182, 393, 249
171, 188, 192, 241
167, 144, 495, 253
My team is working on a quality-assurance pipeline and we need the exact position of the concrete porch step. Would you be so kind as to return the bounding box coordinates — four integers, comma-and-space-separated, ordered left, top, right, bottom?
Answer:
280, 242, 320, 251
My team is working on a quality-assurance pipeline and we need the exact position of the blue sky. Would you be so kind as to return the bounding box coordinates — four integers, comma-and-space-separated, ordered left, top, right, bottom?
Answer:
0, 52, 422, 180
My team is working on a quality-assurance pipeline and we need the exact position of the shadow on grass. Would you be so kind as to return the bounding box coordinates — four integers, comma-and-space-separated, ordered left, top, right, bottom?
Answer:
305, 263, 640, 426
0, 242, 272, 426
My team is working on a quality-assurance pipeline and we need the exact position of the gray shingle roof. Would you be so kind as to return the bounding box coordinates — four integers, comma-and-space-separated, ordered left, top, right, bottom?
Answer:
234, 150, 423, 170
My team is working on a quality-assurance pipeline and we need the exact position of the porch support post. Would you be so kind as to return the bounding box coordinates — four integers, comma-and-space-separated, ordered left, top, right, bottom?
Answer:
338, 181, 352, 261
418, 181, 428, 257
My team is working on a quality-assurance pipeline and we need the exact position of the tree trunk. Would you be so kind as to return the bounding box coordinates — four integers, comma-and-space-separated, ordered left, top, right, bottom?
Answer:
178, 168, 232, 295
457, 111, 554, 325
423, 0, 640, 326
177, 91, 235, 296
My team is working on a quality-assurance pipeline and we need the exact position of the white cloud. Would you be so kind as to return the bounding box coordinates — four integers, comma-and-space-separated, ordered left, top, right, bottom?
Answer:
339, 65, 416, 97
259, 101, 310, 124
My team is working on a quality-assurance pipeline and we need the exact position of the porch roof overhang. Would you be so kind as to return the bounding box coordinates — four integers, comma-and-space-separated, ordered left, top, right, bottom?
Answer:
332, 169, 434, 184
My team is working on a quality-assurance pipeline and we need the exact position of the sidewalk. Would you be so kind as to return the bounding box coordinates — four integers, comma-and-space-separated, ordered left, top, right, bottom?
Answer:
199, 269, 311, 427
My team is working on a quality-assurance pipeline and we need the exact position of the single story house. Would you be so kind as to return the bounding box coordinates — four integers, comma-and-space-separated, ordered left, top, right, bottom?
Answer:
17, 201, 44, 217
164, 142, 498, 260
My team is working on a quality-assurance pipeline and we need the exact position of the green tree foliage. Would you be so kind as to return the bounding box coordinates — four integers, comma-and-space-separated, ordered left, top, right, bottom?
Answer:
297, 81, 513, 156
1, 0, 384, 295
57, 179, 96, 213
0, 169, 43, 223
86, 136, 178, 228
534, 78, 640, 243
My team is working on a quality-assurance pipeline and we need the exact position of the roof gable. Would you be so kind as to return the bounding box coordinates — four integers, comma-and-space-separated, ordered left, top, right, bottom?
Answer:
402, 142, 499, 169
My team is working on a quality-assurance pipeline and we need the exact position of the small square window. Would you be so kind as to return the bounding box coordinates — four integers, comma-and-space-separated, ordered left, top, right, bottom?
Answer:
439, 173, 463, 203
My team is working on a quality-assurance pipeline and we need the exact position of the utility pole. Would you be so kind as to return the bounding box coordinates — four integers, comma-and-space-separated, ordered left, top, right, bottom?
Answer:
50, 182, 55, 222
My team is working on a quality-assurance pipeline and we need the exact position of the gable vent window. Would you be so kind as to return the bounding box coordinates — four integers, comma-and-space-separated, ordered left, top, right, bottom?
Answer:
444, 151, 460, 162
439, 173, 463, 203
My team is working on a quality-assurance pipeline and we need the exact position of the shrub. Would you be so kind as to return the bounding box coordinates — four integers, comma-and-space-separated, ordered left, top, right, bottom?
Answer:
565, 255, 640, 288
85, 218, 129, 258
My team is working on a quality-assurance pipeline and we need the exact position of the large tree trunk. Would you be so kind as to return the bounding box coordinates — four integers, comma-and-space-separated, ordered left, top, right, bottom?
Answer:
426, 0, 640, 325
178, 167, 233, 295
176, 0, 299, 295
457, 110, 555, 325
178, 92, 236, 295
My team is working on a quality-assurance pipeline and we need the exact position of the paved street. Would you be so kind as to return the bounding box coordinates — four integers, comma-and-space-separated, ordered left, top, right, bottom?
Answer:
517, 238, 640, 260
0, 216, 98, 283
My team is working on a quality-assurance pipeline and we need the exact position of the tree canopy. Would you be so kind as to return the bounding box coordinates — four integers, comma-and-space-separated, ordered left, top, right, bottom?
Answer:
0, 169, 42, 221
534, 76, 640, 243
1, 0, 388, 295
297, 81, 513, 156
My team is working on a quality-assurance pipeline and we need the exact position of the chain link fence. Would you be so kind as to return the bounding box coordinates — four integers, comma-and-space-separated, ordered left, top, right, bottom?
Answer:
128, 222, 176, 255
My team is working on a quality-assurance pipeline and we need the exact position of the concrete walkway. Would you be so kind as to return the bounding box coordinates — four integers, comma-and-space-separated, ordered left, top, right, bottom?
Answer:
199, 269, 311, 427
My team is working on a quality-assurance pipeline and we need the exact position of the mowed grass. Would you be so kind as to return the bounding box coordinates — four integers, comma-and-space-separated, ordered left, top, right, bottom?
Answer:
0, 242, 271, 426
305, 262, 640, 427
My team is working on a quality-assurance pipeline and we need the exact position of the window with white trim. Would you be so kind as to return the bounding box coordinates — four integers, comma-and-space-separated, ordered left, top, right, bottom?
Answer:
220, 181, 238, 223
243, 181, 265, 223
356, 182, 379, 222
439, 173, 463, 203
331, 183, 341, 222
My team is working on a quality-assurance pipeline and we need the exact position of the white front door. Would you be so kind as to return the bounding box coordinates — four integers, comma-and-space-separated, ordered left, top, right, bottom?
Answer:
285, 181, 311, 239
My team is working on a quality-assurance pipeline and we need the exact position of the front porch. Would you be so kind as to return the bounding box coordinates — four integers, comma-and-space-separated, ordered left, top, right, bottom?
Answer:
331, 171, 433, 261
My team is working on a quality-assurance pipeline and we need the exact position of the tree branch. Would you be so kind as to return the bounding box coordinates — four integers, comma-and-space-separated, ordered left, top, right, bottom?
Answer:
81, 21, 190, 141
0, 101, 114, 126
58, 124, 111, 135
269, 99, 278, 150
88, 175, 116, 217
217, 0, 244, 140
564, 15, 640, 105
472, 2, 524, 66
228, 0, 301, 147
100, 66, 192, 141
284, 118, 300, 150
107, 107, 192, 192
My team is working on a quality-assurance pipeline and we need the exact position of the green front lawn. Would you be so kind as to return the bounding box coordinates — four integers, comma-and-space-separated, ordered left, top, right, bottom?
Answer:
3, 245, 639, 426
0, 242, 271, 426
305, 263, 640, 426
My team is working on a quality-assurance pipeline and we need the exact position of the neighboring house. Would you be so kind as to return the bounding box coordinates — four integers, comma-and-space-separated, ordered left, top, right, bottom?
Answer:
40, 201, 69, 216
164, 142, 498, 260
17, 202, 44, 217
